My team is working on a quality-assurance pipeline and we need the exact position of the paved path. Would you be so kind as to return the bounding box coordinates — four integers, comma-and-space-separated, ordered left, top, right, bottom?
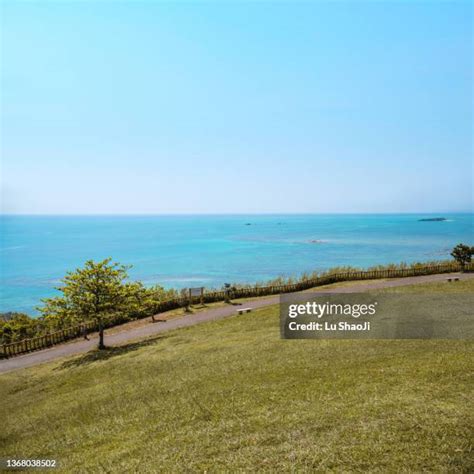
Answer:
1, 272, 472, 374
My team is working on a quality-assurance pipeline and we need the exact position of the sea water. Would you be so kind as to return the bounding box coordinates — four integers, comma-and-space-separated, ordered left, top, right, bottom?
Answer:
0, 214, 472, 315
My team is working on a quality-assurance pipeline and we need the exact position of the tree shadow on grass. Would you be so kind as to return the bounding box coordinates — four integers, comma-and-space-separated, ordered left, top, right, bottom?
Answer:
56, 335, 169, 370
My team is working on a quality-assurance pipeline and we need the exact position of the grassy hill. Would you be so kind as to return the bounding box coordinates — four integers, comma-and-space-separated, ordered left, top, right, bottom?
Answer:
1, 280, 473, 472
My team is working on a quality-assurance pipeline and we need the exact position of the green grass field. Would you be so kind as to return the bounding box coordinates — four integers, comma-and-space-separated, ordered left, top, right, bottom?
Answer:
1, 279, 473, 472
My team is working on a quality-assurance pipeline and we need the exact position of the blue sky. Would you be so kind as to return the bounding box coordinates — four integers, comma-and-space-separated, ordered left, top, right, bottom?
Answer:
1, 1, 472, 214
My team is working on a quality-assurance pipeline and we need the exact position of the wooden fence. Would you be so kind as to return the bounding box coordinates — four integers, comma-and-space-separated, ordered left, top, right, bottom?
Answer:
1, 262, 471, 358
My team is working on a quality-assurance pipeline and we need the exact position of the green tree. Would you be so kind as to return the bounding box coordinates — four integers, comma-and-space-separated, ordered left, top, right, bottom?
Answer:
39, 259, 132, 349
450, 243, 474, 271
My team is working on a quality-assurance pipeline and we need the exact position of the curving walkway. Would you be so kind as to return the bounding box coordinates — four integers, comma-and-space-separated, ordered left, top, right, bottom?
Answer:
1, 272, 472, 374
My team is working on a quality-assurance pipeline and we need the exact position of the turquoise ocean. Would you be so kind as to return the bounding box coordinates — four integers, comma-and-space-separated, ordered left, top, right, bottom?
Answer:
1, 214, 472, 315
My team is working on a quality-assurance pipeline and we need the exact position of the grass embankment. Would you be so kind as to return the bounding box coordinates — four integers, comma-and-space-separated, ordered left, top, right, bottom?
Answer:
1, 279, 473, 472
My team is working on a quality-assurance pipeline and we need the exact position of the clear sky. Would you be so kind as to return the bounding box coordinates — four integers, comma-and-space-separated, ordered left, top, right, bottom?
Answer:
1, 1, 472, 214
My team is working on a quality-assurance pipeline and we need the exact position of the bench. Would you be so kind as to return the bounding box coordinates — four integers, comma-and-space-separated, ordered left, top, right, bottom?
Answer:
151, 314, 169, 323
238, 307, 252, 315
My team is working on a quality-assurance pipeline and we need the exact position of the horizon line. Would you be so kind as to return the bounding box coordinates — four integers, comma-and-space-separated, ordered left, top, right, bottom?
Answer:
1, 211, 473, 217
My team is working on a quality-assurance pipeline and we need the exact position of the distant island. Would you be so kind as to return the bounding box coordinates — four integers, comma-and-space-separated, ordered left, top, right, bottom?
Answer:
418, 217, 447, 222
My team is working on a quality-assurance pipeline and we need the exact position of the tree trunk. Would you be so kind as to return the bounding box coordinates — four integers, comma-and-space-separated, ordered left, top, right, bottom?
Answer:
98, 323, 105, 350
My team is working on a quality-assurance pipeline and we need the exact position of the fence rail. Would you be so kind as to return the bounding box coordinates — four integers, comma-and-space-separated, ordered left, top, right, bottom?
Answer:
1, 262, 471, 359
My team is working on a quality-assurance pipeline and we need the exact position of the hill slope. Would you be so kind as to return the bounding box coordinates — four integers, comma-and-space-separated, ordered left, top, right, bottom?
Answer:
1, 280, 473, 472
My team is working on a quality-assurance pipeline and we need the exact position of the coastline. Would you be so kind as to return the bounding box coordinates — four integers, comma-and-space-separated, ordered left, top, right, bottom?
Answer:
1, 213, 473, 314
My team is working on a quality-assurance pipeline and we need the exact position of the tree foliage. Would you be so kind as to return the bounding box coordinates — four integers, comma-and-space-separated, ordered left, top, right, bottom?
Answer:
451, 243, 474, 269
40, 259, 140, 348
0, 312, 46, 344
